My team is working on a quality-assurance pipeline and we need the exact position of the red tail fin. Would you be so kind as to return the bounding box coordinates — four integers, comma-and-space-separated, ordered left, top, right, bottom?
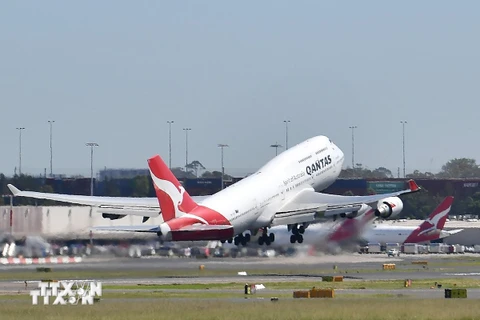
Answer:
403, 196, 454, 243
147, 155, 198, 222
418, 196, 454, 231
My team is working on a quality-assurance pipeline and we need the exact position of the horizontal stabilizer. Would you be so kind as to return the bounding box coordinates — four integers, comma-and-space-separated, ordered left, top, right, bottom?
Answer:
445, 229, 464, 235
96, 206, 160, 218
92, 225, 161, 233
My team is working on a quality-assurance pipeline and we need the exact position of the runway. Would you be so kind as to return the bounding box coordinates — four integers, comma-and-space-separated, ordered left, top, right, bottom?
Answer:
1, 253, 480, 300
2, 252, 480, 278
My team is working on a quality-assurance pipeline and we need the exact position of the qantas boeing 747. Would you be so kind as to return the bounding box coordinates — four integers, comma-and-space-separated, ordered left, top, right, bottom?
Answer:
8, 135, 420, 246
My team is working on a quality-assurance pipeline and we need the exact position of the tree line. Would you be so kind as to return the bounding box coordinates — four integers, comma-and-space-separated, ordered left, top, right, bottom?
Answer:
340, 158, 480, 179
2, 158, 480, 219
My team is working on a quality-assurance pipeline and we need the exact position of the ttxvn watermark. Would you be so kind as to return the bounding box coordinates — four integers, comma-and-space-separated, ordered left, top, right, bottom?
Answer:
30, 280, 102, 305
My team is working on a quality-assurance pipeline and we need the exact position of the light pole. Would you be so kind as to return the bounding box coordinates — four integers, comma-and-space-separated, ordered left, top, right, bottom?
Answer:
349, 126, 357, 169
85, 142, 99, 196
270, 142, 282, 156
167, 121, 174, 169
400, 121, 407, 178
283, 120, 291, 150
183, 128, 191, 173
16, 127, 25, 175
48, 120, 55, 177
218, 144, 229, 189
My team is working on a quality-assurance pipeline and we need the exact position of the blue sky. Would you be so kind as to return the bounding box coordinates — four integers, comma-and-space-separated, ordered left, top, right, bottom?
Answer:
1, 1, 479, 177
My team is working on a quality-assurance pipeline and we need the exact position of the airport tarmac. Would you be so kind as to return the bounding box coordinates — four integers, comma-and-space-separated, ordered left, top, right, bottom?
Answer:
1, 253, 480, 273
2, 252, 480, 277
1, 253, 480, 280
0, 253, 479, 302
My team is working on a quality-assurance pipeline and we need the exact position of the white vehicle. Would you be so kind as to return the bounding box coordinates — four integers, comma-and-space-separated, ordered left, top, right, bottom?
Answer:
387, 248, 400, 257
386, 243, 400, 252
8, 135, 420, 246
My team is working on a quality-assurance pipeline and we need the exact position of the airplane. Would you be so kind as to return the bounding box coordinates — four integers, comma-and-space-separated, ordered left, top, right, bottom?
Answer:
263, 196, 461, 250
361, 196, 462, 245
7, 135, 421, 246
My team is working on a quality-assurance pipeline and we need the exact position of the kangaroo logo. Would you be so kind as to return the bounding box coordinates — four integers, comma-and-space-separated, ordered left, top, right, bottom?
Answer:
150, 173, 191, 216
150, 171, 204, 223
417, 207, 450, 236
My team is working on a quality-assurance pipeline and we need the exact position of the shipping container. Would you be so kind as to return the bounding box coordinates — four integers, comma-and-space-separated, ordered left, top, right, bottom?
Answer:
455, 245, 465, 254
367, 242, 382, 253
429, 243, 442, 253
403, 243, 418, 254
417, 245, 429, 254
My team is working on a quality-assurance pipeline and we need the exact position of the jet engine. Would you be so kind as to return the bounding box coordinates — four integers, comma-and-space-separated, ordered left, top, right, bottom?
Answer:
102, 213, 127, 220
374, 197, 403, 219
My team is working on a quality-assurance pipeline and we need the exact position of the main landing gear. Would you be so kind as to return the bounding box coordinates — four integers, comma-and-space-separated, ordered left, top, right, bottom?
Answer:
221, 229, 276, 247
257, 228, 275, 246
229, 233, 250, 246
289, 224, 305, 244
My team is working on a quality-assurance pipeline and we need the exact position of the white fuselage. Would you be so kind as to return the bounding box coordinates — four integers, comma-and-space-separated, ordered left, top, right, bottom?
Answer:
265, 223, 438, 248
182, 136, 345, 236
361, 225, 417, 245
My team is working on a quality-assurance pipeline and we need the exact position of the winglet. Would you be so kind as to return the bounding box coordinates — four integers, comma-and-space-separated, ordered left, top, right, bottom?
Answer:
7, 184, 21, 196
408, 180, 420, 192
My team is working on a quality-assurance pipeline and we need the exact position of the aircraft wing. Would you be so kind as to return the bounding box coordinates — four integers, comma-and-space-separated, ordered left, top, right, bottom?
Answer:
7, 184, 208, 217
271, 180, 420, 226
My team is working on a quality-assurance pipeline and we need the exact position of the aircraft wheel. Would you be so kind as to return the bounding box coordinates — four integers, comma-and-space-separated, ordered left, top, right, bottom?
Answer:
258, 237, 264, 245
228, 238, 233, 244
297, 234, 304, 244
245, 233, 251, 242
298, 225, 305, 234
269, 233, 275, 243
220, 239, 226, 244
290, 235, 296, 244
265, 238, 271, 246
234, 237, 239, 246
241, 238, 247, 246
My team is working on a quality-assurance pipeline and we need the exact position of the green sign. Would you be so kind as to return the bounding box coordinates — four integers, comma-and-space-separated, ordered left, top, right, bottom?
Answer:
367, 181, 405, 194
